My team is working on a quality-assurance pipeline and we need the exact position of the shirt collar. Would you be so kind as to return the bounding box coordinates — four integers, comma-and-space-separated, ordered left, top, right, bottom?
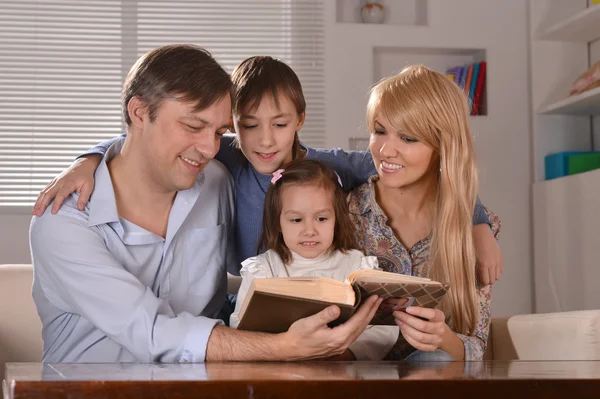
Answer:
86, 137, 205, 244
87, 138, 124, 227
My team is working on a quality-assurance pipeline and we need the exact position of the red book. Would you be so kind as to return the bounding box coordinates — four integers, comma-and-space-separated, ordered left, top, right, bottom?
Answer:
472, 61, 487, 115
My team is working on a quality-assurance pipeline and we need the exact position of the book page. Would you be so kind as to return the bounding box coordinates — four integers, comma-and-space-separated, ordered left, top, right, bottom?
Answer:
347, 269, 435, 285
250, 277, 356, 306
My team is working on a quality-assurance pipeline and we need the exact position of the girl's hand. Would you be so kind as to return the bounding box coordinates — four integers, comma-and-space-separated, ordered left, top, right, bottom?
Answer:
32, 155, 102, 216
473, 224, 502, 286
379, 297, 409, 312
393, 306, 446, 352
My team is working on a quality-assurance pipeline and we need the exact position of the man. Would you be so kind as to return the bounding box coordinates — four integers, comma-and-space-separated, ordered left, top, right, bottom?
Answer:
30, 44, 381, 363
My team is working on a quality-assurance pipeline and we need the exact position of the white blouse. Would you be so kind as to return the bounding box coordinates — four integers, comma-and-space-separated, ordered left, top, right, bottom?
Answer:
230, 249, 399, 360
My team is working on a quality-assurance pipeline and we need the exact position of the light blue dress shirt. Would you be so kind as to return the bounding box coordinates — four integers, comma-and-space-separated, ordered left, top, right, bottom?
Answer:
30, 137, 236, 363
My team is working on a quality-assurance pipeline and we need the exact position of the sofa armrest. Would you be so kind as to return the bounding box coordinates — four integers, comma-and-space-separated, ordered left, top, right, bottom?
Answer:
508, 310, 600, 360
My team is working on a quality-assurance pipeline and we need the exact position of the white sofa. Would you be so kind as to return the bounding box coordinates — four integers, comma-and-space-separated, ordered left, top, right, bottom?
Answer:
0, 264, 42, 378
1, 264, 600, 378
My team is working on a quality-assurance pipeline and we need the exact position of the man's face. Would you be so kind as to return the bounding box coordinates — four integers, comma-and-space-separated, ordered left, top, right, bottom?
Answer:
141, 96, 231, 192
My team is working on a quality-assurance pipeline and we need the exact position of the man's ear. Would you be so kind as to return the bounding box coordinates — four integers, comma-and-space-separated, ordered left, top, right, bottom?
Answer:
127, 96, 148, 129
296, 112, 306, 131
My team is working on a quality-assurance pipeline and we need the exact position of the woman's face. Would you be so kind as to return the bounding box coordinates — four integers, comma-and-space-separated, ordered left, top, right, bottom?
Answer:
369, 115, 437, 189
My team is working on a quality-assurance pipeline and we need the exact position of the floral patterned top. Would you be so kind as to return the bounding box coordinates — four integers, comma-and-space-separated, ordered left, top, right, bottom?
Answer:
347, 175, 501, 361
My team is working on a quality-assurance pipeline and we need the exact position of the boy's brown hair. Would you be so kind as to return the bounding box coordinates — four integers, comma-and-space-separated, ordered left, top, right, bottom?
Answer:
258, 159, 358, 264
231, 56, 305, 159
122, 44, 232, 126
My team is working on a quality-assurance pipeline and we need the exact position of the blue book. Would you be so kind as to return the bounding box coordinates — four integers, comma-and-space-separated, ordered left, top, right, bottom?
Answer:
469, 63, 480, 105
458, 66, 468, 89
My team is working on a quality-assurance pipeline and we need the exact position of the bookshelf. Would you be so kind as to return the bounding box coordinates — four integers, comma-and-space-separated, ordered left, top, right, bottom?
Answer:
531, 1, 600, 313
538, 4, 600, 42
335, 0, 427, 26
539, 85, 600, 116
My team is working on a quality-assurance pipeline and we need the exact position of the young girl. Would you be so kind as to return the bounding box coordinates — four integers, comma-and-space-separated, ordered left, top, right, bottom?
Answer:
229, 159, 398, 361
31, 55, 501, 284
348, 65, 502, 361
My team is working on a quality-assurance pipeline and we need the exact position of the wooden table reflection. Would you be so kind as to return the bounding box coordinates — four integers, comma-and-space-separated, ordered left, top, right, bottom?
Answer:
4, 360, 600, 399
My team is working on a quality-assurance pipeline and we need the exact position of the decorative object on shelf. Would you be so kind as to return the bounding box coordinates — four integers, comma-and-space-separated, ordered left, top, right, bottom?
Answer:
569, 61, 600, 96
545, 151, 600, 180
360, 1, 385, 24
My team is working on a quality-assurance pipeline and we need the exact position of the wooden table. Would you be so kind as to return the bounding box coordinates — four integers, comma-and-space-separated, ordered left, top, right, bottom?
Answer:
4, 360, 600, 399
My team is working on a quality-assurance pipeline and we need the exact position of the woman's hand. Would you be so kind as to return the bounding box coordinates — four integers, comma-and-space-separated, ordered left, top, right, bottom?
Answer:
393, 306, 446, 352
473, 224, 502, 286
32, 154, 102, 216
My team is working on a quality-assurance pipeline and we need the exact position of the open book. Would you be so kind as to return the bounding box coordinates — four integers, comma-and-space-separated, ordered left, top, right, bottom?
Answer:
237, 269, 450, 333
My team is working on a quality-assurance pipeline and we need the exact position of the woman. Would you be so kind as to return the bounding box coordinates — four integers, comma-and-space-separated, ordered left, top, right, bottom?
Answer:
348, 65, 501, 361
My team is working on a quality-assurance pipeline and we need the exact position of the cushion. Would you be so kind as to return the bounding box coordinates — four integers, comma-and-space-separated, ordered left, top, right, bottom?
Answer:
508, 310, 600, 360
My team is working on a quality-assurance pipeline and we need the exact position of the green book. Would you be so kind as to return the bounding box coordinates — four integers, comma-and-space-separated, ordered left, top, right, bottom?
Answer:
567, 153, 600, 175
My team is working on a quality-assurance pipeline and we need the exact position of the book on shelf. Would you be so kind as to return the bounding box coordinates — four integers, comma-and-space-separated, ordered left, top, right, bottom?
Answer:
236, 269, 450, 334
446, 61, 486, 115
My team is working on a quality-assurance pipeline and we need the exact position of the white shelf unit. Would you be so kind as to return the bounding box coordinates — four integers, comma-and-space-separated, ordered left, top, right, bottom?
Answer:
532, 168, 600, 313
531, 1, 600, 314
539, 85, 600, 116
538, 4, 600, 42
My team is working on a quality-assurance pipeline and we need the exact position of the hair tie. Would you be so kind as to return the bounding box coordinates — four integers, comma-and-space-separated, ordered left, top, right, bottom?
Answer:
271, 169, 285, 184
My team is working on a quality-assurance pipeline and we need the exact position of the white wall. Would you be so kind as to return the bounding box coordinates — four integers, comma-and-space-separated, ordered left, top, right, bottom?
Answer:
0, 210, 33, 264
325, 0, 533, 316
1, 1, 535, 317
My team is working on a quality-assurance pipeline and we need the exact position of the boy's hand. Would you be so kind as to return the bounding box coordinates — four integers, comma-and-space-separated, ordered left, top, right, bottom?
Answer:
473, 224, 502, 286
33, 155, 101, 216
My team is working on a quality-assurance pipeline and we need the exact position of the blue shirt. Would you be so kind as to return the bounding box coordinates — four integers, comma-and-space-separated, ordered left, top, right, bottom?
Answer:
82, 135, 489, 271
31, 137, 236, 363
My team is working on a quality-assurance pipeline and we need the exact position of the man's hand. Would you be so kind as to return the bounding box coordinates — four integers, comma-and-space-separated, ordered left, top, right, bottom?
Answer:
283, 295, 383, 360
33, 154, 101, 216
473, 224, 502, 286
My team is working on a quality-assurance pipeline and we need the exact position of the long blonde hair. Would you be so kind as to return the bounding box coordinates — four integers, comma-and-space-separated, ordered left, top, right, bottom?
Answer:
367, 65, 478, 335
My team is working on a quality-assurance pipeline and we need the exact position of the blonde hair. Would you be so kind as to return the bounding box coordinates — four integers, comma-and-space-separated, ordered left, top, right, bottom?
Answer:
367, 65, 478, 335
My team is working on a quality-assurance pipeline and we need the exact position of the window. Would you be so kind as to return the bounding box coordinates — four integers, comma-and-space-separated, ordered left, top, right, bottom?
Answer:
0, 0, 325, 206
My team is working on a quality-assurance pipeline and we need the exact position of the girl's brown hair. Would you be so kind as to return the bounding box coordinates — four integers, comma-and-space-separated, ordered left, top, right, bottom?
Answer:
258, 159, 358, 264
231, 56, 305, 159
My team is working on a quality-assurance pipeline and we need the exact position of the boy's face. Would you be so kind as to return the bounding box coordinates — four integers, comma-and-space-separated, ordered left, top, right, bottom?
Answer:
279, 184, 335, 259
138, 96, 231, 192
233, 93, 305, 175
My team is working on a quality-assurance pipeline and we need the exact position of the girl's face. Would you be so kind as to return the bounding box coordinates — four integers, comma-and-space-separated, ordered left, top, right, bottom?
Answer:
233, 93, 305, 175
369, 115, 437, 189
279, 183, 335, 259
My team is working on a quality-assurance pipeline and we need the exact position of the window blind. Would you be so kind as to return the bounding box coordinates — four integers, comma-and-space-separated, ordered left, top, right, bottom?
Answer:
0, 0, 325, 206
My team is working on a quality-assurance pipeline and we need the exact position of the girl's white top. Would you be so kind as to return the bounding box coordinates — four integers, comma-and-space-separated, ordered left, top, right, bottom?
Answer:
230, 249, 399, 360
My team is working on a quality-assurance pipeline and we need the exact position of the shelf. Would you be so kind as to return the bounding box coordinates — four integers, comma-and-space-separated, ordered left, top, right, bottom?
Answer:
538, 5, 600, 42
539, 86, 600, 116
373, 47, 487, 115
336, 0, 427, 26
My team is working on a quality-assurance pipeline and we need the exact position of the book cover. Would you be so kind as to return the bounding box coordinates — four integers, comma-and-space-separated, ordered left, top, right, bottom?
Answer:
457, 66, 467, 89
472, 61, 487, 115
237, 271, 450, 333
469, 62, 480, 109
464, 64, 474, 96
